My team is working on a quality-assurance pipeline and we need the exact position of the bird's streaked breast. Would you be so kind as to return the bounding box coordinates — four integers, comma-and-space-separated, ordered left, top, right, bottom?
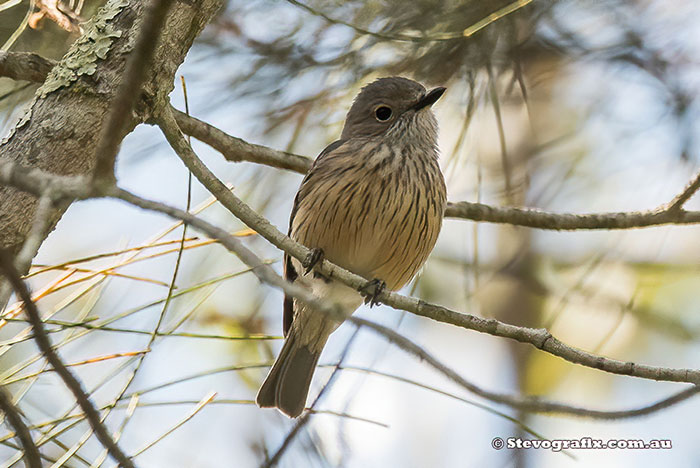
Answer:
291, 138, 446, 290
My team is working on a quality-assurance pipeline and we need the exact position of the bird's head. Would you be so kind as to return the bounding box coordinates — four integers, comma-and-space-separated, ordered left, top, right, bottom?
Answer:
340, 77, 445, 143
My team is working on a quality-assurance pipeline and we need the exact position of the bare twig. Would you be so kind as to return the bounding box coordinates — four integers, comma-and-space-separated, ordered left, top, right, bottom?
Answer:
347, 318, 700, 419
285, 0, 533, 42
1, 151, 700, 386
0, 387, 41, 468
1, 0, 34, 51
0, 250, 137, 468
668, 171, 700, 211
131, 391, 216, 458
169, 107, 700, 230
171, 107, 312, 173
0, 55, 697, 234
444, 199, 700, 229
487, 62, 513, 202
92, 0, 176, 183
263, 331, 360, 468
0, 51, 56, 82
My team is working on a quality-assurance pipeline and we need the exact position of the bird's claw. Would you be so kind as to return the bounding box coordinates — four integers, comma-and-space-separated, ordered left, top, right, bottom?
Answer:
360, 278, 386, 307
302, 248, 324, 275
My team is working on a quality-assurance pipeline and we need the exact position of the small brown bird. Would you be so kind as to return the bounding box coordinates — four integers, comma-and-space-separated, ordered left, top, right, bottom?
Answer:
256, 77, 447, 417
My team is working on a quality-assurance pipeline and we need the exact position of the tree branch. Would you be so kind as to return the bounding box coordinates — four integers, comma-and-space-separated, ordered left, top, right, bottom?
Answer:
0, 387, 41, 468
668, 170, 700, 211
338, 365, 700, 420
0, 0, 223, 266
3, 154, 698, 420
0, 51, 56, 83
0, 251, 136, 468
444, 198, 700, 229
169, 106, 700, 230
150, 107, 700, 385
92, 0, 176, 183
171, 107, 313, 173
2, 53, 698, 233
350, 317, 700, 419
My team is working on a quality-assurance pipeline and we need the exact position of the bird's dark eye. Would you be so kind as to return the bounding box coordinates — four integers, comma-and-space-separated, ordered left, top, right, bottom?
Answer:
374, 106, 392, 121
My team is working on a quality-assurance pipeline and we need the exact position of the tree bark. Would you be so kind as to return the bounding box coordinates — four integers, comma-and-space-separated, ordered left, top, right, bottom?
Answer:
0, 0, 222, 257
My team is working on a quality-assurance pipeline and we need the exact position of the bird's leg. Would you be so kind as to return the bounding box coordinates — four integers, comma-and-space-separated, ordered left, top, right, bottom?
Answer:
360, 278, 386, 307
302, 248, 325, 276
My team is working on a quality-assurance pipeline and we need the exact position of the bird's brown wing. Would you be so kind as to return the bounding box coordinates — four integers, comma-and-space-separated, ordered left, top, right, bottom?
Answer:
282, 139, 347, 336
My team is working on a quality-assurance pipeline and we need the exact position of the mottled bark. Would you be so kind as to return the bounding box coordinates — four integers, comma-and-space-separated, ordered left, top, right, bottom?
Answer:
0, 0, 222, 258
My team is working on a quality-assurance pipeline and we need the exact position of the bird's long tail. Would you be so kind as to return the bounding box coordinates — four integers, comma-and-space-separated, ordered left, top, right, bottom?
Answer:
256, 327, 326, 418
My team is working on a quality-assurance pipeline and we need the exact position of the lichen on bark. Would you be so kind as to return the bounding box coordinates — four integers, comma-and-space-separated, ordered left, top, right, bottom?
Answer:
39, 0, 131, 97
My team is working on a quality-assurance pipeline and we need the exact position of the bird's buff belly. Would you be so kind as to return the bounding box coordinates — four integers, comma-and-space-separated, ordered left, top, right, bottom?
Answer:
292, 175, 442, 291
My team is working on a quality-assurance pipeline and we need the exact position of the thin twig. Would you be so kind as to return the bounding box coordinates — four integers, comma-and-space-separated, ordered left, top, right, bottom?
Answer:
487, 62, 513, 202
168, 107, 700, 230
130, 391, 216, 458
1, 153, 700, 386
0, 51, 56, 82
0, 387, 41, 468
151, 107, 700, 385
668, 170, 700, 211
263, 330, 360, 468
0, 250, 137, 468
92, 0, 176, 183
285, 0, 533, 42
1, 0, 34, 51
346, 318, 700, 419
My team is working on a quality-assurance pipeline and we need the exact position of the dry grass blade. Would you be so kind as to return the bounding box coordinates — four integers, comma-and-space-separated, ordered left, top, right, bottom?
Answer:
130, 391, 217, 458
89, 394, 140, 468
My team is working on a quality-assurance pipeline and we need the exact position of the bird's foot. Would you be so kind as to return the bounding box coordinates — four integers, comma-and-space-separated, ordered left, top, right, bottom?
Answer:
360, 278, 386, 307
302, 248, 324, 275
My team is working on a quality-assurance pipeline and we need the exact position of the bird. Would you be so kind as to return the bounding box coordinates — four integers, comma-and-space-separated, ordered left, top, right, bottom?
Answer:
256, 77, 447, 418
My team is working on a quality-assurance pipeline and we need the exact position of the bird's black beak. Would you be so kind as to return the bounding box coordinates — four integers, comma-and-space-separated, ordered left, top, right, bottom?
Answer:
413, 87, 446, 111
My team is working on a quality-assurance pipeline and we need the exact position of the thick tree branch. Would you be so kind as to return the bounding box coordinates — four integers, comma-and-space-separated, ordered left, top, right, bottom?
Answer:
0, 251, 136, 468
